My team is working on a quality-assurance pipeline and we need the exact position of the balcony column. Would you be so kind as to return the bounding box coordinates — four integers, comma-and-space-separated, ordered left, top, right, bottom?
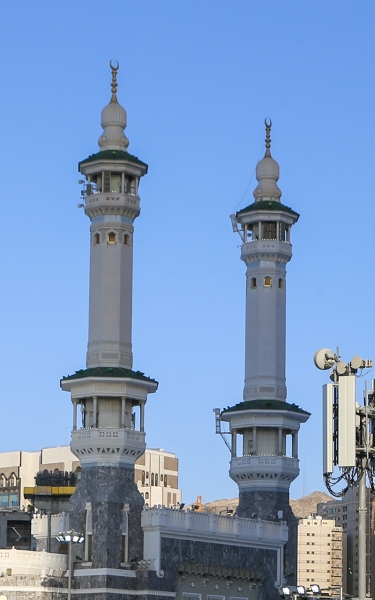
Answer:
278, 427, 283, 455
93, 396, 97, 428
276, 221, 280, 241
140, 401, 145, 432
253, 426, 257, 455
231, 430, 237, 458
259, 221, 262, 240
121, 397, 126, 428
73, 399, 78, 431
292, 432, 298, 458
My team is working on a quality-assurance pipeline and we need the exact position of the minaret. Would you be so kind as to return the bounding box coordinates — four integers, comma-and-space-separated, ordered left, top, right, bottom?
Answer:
220, 121, 310, 583
60, 63, 157, 577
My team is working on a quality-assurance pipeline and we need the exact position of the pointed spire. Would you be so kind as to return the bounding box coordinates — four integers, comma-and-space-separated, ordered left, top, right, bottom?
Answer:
264, 118, 272, 157
110, 60, 119, 103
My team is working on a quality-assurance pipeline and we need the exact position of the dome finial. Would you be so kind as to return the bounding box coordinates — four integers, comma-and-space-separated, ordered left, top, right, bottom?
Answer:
110, 60, 119, 103
264, 118, 272, 157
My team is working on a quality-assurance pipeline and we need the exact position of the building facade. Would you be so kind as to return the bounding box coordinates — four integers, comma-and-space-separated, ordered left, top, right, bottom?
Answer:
317, 486, 375, 598
297, 515, 342, 594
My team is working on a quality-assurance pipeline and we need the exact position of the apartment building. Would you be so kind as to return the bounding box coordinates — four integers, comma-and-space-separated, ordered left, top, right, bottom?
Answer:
297, 515, 342, 594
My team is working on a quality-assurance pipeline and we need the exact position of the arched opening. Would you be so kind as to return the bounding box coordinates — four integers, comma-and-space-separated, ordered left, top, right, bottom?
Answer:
279, 278, 283, 289
94, 232, 100, 245
142, 471, 145, 485
155, 474, 158, 486
108, 232, 116, 244
145, 492, 149, 499
264, 276, 272, 287
151, 473, 154, 486
124, 233, 130, 245
164, 475, 168, 488
251, 277, 257, 289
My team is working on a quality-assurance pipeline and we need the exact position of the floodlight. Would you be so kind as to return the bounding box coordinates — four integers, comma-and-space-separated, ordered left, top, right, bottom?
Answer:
281, 588, 291, 598
297, 586, 306, 596
310, 584, 321, 596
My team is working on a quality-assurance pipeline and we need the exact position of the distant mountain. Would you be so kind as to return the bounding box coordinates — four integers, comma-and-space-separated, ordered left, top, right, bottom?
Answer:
290, 491, 333, 518
188, 491, 333, 518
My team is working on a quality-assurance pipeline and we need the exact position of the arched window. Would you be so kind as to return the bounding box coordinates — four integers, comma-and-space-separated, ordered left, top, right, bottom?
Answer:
151, 473, 154, 486
155, 474, 158, 486
108, 232, 116, 243
251, 277, 257, 289
94, 233, 100, 245
142, 471, 145, 485
141, 493, 144, 498
146, 471, 149, 479
278, 278, 283, 289
0, 475, 5, 488
160, 474, 163, 482
164, 475, 168, 488
124, 234, 130, 246
145, 492, 149, 499
264, 276, 272, 287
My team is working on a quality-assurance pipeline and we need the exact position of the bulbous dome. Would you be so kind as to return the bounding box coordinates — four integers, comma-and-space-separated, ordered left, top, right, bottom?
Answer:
253, 120, 282, 201
97, 62, 129, 151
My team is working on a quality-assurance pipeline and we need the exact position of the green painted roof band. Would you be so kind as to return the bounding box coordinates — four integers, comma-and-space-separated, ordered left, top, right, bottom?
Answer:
79, 149, 148, 170
61, 366, 157, 384
236, 200, 299, 217
222, 399, 310, 416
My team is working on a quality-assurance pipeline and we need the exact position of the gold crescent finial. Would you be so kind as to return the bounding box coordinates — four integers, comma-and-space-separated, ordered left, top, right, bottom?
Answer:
264, 118, 272, 156
110, 60, 119, 103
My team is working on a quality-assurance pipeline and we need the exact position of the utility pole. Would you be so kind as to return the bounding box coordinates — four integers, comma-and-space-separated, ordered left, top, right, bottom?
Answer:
314, 348, 374, 600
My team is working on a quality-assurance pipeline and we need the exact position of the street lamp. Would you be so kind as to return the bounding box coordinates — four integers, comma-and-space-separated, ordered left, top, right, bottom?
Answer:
56, 529, 84, 600
310, 584, 321, 597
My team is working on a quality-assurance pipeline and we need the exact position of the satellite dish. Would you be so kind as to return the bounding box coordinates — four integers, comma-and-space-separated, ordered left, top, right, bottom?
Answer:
351, 355, 363, 370
336, 361, 348, 375
313, 348, 335, 370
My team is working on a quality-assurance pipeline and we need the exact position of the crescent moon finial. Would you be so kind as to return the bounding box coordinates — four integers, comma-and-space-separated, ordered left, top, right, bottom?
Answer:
109, 60, 119, 103
264, 118, 272, 156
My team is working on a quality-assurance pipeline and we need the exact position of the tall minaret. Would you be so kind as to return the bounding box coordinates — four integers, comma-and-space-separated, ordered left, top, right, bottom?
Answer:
220, 121, 310, 583
60, 63, 157, 579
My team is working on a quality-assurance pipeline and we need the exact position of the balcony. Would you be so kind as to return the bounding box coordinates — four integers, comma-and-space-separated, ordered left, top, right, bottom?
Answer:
71, 427, 145, 466
230, 454, 299, 490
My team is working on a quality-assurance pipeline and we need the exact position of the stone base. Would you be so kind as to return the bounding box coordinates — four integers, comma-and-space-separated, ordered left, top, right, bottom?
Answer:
69, 465, 144, 568
236, 489, 297, 585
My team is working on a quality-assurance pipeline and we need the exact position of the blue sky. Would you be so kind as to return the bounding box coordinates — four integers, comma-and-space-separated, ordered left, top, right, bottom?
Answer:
0, 1, 374, 504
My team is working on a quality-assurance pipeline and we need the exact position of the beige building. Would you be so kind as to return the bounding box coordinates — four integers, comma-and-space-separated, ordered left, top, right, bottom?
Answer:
297, 515, 342, 594
0, 445, 181, 510
317, 486, 374, 598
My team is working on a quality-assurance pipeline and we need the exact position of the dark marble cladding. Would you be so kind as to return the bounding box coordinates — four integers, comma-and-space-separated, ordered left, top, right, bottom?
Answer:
160, 537, 280, 600
69, 464, 144, 568
236, 490, 297, 585
72, 571, 172, 600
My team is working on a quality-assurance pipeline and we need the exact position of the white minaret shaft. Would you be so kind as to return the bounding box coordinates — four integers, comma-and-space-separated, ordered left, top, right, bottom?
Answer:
79, 63, 147, 370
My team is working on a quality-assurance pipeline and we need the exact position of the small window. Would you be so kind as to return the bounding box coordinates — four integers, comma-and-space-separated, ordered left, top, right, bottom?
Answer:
278, 278, 283, 288
155, 474, 158, 486
94, 233, 100, 245
108, 232, 116, 243
124, 234, 130, 246
146, 471, 149, 479
264, 276, 272, 287
145, 492, 149, 499
164, 475, 168, 487
160, 474, 163, 482
141, 472, 145, 485
251, 277, 257, 289
151, 473, 154, 486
